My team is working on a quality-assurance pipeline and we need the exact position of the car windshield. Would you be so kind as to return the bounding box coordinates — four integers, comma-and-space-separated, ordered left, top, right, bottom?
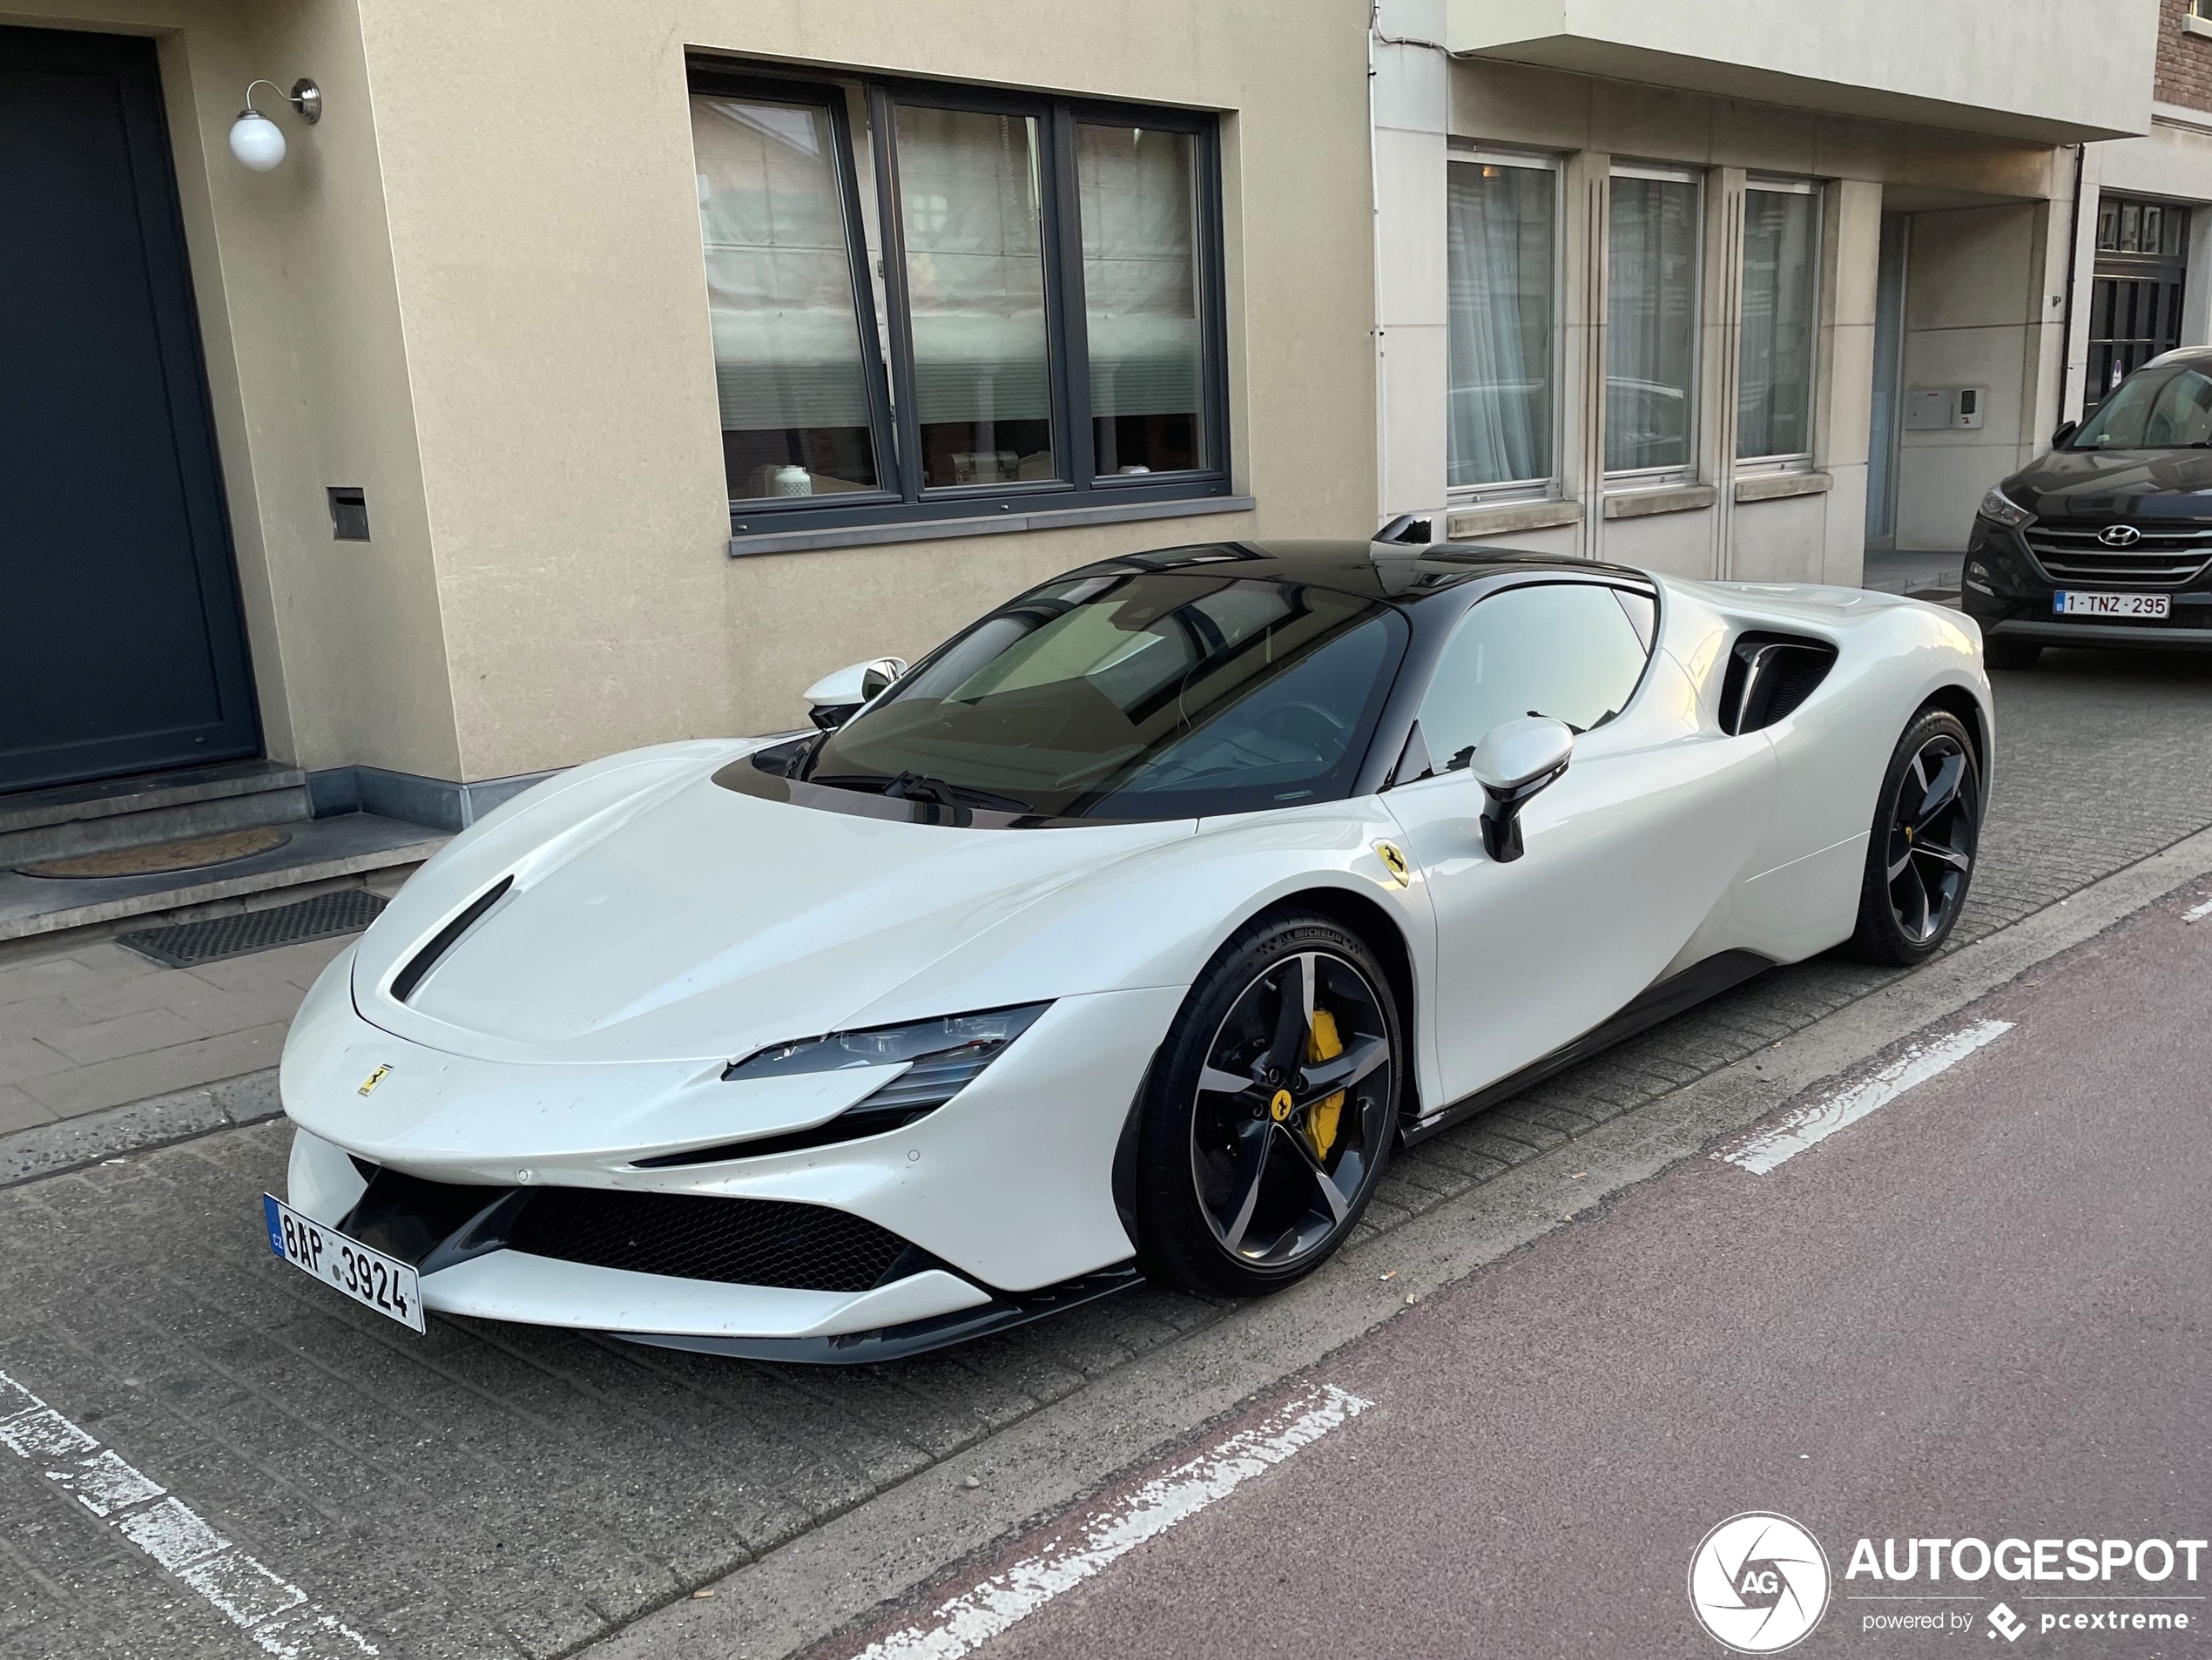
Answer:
2070, 363, 2212, 449
777, 569, 1409, 821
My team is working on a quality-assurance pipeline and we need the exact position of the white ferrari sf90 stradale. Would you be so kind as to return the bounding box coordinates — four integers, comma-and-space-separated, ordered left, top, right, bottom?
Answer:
269, 542, 1992, 1359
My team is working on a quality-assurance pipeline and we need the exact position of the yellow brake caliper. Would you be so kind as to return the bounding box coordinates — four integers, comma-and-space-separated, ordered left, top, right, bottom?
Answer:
1304, 1007, 1345, 1163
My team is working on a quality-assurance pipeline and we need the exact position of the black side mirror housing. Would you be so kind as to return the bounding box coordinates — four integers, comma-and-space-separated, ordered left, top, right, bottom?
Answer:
2050, 421, 2078, 449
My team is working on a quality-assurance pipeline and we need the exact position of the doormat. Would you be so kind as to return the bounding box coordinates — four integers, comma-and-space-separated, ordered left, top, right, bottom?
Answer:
15, 827, 289, 880
117, 888, 388, 968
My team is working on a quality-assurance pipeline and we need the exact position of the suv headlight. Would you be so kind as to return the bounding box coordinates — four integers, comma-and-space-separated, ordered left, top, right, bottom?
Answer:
1978, 485, 2032, 530
724, 1003, 1049, 1113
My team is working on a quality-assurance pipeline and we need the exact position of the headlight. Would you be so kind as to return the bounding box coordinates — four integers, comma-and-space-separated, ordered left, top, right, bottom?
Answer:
1978, 485, 2032, 529
724, 1003, 1049, 1114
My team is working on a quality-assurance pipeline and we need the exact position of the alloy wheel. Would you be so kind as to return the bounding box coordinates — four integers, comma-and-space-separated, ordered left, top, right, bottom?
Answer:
1189, 948, 1394, 1269
1884, 733, 1978, 945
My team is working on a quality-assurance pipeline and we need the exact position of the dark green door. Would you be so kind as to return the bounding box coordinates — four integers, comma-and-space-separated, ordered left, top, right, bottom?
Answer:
0, 26, 260, 793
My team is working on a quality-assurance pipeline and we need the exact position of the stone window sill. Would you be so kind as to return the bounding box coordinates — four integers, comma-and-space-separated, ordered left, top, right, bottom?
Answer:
1445, 497, 1583, 539
1602, 482, 1717, 520
1734, 470, 1834, 503
2183, 12, 2212, 38
727, 493, 1256, 558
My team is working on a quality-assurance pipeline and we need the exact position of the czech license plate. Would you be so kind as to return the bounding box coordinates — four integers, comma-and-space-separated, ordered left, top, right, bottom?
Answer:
261, 1193, 425, 1333
2054, 590, 2170, 618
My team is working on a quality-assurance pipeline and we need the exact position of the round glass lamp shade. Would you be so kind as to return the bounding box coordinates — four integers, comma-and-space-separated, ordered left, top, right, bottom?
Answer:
228, 108, 287, 171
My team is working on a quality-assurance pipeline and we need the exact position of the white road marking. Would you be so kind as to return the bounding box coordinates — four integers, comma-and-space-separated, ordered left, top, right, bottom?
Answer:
1723, 1020, 2015, 1175
0, 1367, 376, 1656
2183, 895, 2212, 923
854, 1381, 1372, 1660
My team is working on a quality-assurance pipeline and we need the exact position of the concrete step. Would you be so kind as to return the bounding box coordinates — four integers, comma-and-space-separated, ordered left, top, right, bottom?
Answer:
0, 759, 311, 865
0, 812, 448, 945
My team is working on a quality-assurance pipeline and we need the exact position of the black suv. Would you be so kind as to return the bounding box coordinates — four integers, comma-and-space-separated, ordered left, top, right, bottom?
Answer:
1966, 347, 2212, 668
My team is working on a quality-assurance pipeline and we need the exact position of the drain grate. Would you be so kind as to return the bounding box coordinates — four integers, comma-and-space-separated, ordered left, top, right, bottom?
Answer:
118, 888, 388, 968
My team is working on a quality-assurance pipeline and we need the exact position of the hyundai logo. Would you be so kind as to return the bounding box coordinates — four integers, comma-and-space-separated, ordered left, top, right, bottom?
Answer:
2099, 524, 2143, 547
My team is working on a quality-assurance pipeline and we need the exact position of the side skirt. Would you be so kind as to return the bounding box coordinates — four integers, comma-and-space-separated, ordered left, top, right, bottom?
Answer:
1402, 948, 1777, 1146
610, 1264, 1147, 1366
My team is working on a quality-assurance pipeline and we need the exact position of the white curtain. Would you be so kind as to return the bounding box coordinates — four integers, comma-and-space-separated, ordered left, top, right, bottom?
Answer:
895, 106, 1053, 429
1078, 125, 1202, 424
691, 97, 874, 435
1447, 162, 1554, 489
1737, 190, 1817, 458
1606, 177, 1699, 473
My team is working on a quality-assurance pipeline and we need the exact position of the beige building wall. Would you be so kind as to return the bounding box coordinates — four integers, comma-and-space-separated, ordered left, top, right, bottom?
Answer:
7, 0, 1376, 789
359, 0, 1378, 782
1893, 200, 2069, 553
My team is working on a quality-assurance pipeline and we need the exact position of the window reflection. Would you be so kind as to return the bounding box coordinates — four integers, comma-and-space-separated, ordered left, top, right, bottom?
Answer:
1606, 176, 1701, 474
1080, 125, 1204, 476
691, 96, 881, 500
1447, 160, 1555, 489
896, 106, 1058, 488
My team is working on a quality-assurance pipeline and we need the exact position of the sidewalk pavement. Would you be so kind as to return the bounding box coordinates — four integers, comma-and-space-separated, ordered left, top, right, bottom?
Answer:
0, 934, 347, 1134
0, 866, 416, 1137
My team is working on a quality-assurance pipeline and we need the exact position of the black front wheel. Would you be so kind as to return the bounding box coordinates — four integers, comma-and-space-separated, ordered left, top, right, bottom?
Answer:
1132, 914, 1401, 1297
1847, 709, 1982, 964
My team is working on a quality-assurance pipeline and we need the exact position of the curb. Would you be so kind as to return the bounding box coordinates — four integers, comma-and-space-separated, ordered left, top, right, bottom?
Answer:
0, 1068, 282, 1188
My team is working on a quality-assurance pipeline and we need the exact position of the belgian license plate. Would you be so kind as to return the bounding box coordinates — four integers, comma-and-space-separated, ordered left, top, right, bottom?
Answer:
2054, 590, 2169, 618
261, 1193, 425, 1333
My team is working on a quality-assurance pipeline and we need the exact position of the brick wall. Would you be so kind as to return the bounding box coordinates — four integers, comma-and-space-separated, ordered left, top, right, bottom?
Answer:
2155, 0, 2212, 111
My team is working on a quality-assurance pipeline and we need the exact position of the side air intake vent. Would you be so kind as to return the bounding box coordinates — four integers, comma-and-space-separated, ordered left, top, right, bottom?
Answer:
389, 876, 513, 1003
1719, 632, 1837, 736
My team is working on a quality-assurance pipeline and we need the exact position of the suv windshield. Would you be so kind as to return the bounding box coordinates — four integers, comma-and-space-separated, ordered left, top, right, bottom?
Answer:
755, 569, 1408, 822
2071, 362, 2212, 449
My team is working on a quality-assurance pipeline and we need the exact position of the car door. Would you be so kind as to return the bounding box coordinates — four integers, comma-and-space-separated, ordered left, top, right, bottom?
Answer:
1382, 581, 1776, 1108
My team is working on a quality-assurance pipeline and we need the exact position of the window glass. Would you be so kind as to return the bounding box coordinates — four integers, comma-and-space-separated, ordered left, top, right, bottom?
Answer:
800, 570, 1408, 820
1606, 176, 1701, 473
1079, 125, 1204, 476
895, 106, 1056, 488
2097, 194, 2186, 256
2071, 363, 2212, 448
691, 96, 881, 500
1738, 189, 1818, 459
1416, 584, 1651, 767
1447, 160, 1555, 489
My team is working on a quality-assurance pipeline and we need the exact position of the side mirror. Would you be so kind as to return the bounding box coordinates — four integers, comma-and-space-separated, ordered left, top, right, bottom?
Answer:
2050, 421, 2078, 449
1467, 717, 1574, 864
802, 656, 906, 732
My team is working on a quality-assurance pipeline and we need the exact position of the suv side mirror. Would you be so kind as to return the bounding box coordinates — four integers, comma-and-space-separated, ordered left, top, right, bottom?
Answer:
803, 657, 907, 731
2050, 420, 2078, 449
1467, 717, 1574, 863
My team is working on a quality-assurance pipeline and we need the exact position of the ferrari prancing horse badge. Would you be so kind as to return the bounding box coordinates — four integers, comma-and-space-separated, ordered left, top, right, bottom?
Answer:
1373, 841, 1411, 887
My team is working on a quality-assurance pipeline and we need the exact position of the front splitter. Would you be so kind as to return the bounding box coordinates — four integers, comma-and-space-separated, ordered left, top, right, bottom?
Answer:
610, 1264, 1146, 1365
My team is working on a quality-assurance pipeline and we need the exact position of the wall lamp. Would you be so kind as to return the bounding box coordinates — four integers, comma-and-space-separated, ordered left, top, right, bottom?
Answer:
230, 78, 322, 172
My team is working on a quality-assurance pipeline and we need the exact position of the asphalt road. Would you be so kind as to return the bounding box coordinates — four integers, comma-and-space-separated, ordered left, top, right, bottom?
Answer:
907, 883, 2212, 1660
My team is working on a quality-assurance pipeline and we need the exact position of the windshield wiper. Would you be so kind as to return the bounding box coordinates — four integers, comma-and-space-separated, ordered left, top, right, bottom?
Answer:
809, 772, 1034, 813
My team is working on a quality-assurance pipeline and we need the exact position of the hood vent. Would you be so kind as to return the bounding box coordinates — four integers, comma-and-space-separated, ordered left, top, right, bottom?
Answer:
390, 875, 514, 1004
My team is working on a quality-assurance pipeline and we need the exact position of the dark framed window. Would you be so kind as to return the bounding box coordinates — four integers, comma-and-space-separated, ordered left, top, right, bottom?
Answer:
689, 63, 1232, 539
